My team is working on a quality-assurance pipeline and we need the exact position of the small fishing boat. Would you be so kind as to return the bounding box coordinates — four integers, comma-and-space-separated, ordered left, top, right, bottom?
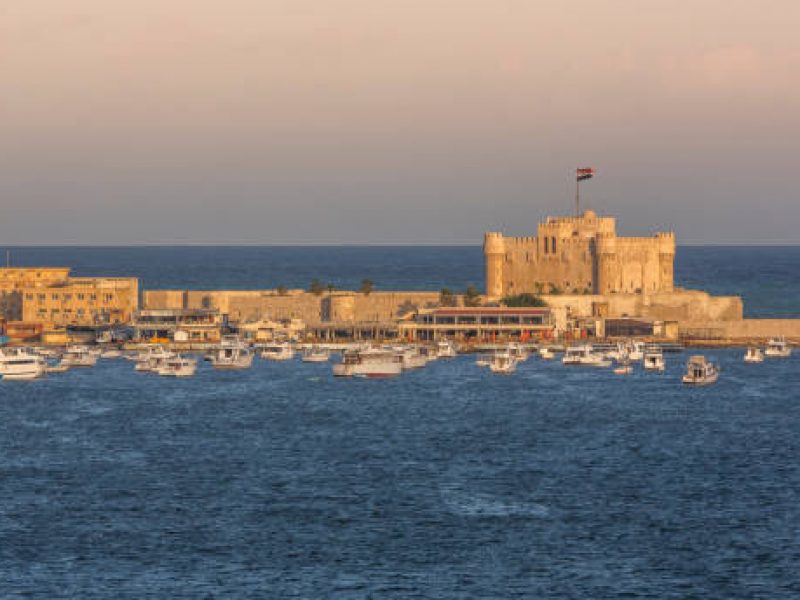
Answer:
643, 349, 666, 372
682, 355, 719, 385
156, 355, 197, 377
435, 340, 458, 358
613, 363, 633, 375
211, 336, 254, 370
301, 346, 330, 363
395, 347, 427, 370
562, 344, 611, 367
744, 347, 764, 363
539, 347, 554, 360
100, 349, 122, 359
46, 363, 70, 374
506, 342, 529, 362
134, 346, 174, 372
764, 337, 791, 358
61, 346, 98, 368
628, 341, 645, 362
260, 343, 295, 361
489, 351, 517, 374
333, 348, 403, 378
0, 348, 47, 380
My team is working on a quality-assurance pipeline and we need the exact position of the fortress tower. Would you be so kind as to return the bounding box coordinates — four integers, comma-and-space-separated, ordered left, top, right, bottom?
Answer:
483, 210, 675, 298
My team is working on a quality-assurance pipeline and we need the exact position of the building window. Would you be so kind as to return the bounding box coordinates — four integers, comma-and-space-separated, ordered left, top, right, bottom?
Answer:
552, 237, 557, 253
52, 294, 59, 301
77, 294, 84, 300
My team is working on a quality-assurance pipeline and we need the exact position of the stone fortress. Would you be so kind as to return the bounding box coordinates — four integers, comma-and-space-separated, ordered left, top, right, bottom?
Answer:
484, 210, 675, 298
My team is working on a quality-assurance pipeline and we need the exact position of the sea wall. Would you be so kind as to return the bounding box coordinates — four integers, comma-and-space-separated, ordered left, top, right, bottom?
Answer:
680, 319, 800, 342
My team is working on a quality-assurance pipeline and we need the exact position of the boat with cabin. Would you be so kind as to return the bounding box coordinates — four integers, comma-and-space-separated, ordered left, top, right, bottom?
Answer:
744, 347, 764, 363
643, 348, 666, 372
0, 348, 47, 380
61, 345, 98, 368
765, 337, 791, 358
301, 346, 330, 363
155, 355, 198, 377
489, 351, 517, 374
435, 340, 458, 358
211, 336, 254, 369
260, 343, 295, 361
682, 355, 719, 385
333, 348, 403, 378
562, 344, 612, 368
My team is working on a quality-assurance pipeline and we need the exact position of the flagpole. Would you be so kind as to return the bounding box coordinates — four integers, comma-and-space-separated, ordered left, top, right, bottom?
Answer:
575, 175, 580, 217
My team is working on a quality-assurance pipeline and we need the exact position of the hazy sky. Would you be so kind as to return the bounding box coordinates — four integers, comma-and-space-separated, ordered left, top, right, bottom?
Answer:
2, 0, 799, 244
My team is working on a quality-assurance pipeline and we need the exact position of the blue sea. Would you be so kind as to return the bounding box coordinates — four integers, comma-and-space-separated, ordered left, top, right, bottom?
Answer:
2, 246, 800, 598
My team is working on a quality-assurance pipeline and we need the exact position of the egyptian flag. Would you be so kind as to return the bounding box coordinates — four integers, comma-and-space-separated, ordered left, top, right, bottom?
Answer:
577, 167, 595, 181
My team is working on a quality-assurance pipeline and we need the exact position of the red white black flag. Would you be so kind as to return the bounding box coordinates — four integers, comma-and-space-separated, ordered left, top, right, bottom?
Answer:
576, 167, 595, 181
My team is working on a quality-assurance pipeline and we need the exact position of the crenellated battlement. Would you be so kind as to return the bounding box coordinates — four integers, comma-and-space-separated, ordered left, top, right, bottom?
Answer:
483, 210, 675, 297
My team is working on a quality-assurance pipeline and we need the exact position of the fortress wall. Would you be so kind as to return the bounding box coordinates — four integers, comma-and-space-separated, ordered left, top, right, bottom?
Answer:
712, 319, 800, 340
500, 236, 594, 296
143, 289, 443, 325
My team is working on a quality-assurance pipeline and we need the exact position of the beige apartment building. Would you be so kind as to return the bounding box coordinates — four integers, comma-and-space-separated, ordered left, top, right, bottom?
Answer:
0, 268, 138, 327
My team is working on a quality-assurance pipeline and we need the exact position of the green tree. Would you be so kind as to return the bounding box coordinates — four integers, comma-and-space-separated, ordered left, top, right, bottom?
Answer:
327, 283, 336, 295
464, 285, 481, 307
309, 279, 325, 296
276, 285, 288, 296
501, 293, 547, 308
359, 279, 374, 295
439, 287, 457, 307
549, 284, 563, 295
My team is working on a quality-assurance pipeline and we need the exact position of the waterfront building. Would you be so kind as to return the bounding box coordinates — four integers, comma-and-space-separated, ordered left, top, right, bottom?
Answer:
132, 308, 225, 343
399, 307, 556, 342
1, 268, 139, 328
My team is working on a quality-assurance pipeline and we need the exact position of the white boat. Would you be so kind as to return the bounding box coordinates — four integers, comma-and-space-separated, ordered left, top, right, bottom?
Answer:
134, 346, 174, 372
628, 341, 645, 362
61, 345, 98, 368
562, 344, 612, 367
0, 348, 47, 380
489, 351, 517, 374
333, 348, 403, 378
506, 342, 529, 362
211, 336, 254, 370
155, 355, 197, 377
100, 349, 122, 359
613, 363, 633, 375
46, 363, 70, 374
395, 347, 427, 370
682, 355, 719, 385
301, 347, 330, 363
765, 337, 791, 358
435, 340, 458, 358
419, 345, 439, 363
643, 349, 666, 372
538, 347, 554, 360
260, 343, 295, 361
744, 347, 764, 363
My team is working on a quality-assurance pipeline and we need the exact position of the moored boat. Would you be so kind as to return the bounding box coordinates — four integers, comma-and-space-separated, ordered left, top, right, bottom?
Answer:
301, 346, 330, 363
333, 348, 402, 378
0, 348, 47, 380
260, 343, 295, 361
489, 351, 517, 374
744, 347, 764, 363
156, 355, 198, 377
211, 336, 254, 370
435, 340, 458, 358
764, 337, 791, 358
61, 345, 98, 368
682, 355, 719, 385
643, 348, 666, 372
562, 344, 611, 367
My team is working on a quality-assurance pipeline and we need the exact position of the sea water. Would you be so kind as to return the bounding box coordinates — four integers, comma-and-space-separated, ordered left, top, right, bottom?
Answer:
1, 246, 799, 598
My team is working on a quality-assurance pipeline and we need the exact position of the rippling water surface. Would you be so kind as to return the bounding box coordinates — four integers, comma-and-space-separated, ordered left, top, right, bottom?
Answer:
2, 352, 800, 598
